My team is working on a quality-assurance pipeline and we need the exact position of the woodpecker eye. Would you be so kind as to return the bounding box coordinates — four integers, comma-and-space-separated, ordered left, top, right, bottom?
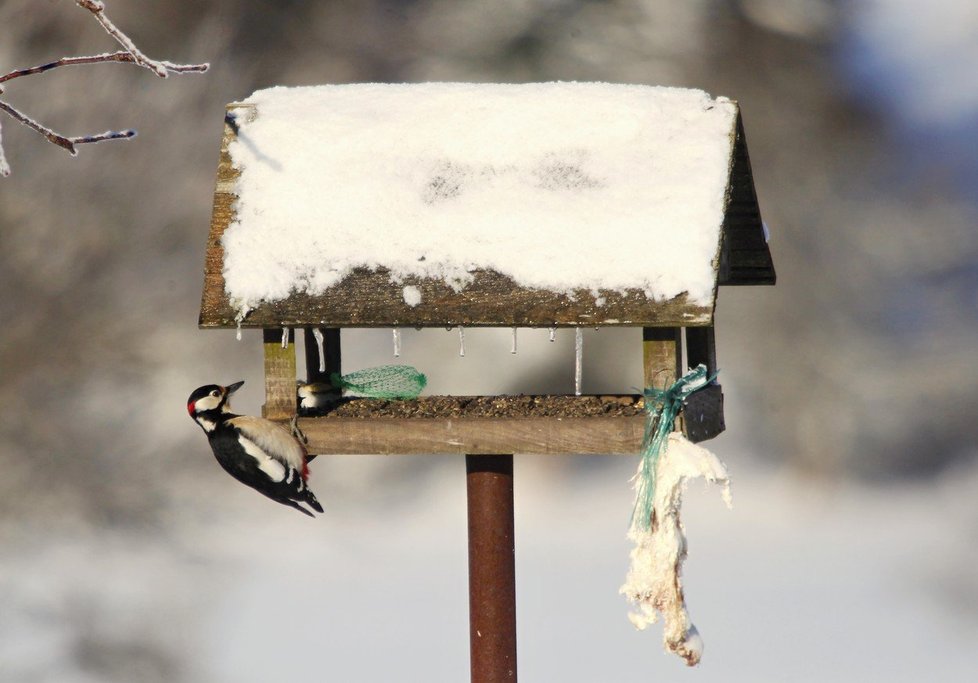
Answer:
210, 390, 220, 398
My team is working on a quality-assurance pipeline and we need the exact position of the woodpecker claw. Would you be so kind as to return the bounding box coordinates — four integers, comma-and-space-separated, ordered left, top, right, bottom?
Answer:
290, 414, 308, 446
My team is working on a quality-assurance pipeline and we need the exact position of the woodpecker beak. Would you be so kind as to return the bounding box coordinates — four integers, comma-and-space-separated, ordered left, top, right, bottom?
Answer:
225, 380, 245, 395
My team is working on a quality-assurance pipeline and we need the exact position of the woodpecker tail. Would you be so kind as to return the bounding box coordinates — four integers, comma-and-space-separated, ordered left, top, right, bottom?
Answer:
282, 499, 316, 518
303, 488, 324, 514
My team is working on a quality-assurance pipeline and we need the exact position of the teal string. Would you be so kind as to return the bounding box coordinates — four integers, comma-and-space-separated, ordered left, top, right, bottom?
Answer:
630, 364, 718, 530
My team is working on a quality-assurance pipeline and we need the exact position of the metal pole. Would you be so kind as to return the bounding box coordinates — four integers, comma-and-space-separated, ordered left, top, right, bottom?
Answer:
466, 454, 517, 683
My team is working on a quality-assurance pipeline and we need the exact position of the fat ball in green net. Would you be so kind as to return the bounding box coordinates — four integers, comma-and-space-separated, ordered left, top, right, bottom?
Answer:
330, 365, 427, 399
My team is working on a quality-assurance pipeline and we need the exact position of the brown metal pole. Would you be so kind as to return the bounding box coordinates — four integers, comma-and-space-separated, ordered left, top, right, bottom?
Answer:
466, 454, 517, 683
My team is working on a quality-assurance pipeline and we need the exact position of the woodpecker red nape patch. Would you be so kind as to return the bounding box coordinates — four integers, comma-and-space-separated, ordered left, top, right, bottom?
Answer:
187, 401, 196, 416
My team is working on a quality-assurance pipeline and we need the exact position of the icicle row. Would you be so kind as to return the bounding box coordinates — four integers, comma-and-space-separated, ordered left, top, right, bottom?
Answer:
392, 328, 402, 357
458, 326, 465, 357
281, 326, 289, 348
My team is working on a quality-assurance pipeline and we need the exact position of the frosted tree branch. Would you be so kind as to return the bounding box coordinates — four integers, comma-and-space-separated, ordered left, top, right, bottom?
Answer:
0, 100, 135, 155
0, 120, 10, 177
0, 51, 208, 87
0, 0, 208, 176
75, 0, 208, 79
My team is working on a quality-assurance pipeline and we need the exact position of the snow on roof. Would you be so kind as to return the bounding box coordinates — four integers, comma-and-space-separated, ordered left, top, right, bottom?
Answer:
222, 83, 738, 320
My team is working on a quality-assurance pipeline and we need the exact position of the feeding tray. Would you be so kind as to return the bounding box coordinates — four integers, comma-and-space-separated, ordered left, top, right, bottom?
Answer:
198, 82, 775, 455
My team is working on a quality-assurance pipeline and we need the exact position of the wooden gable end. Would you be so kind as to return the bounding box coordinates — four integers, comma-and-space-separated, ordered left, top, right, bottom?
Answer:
717, 115, 776, 286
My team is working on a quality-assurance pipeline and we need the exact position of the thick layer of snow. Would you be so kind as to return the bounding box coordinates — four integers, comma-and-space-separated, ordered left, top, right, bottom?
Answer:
223, 83, 737, 318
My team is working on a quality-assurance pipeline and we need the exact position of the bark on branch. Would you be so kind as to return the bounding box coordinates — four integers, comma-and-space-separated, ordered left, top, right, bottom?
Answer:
0, 0, 209, 176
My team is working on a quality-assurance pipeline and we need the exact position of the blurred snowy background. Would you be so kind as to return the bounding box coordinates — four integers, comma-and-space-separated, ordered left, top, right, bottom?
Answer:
2, 0, 977, 681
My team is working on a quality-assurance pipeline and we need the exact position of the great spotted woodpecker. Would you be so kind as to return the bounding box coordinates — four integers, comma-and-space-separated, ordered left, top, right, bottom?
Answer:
187, 381, 323, 517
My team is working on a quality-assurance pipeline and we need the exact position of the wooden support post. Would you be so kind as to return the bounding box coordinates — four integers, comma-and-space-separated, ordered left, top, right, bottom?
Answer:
642, 327, 682, 390
643, 326, 683, 434
683, 326, 726, 442
466, 454, 517, 683
303, 327, 341, 383
262, 328, 296, 420
684, 326, 717, 375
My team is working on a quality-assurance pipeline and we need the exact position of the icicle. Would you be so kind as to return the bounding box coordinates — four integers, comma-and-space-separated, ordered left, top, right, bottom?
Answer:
511, 327, 518, 354
458, 326, 466, 357
281, 327, 289, 349
312, 328, 326, 372
392, 328, 402, 357
236, 320, 242, 341
549, 327, 556, 342
574, 327, 584, 396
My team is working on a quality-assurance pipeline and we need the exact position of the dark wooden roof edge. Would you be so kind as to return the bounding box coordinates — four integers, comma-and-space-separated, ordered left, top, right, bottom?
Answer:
198, 266, 717, 328
717, 112, 776, 287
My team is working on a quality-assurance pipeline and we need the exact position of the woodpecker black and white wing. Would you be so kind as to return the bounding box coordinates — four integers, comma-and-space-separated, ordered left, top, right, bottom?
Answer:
208, 429, 323, 516
226, 415, 308, 475
188, 382, 323, 517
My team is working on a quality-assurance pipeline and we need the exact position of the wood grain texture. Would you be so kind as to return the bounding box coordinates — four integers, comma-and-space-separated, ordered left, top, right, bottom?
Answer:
198, 105, 251, 328
293, 415, 645, 455
262, 328, 296, 420
717, 113, 777, 287
202, 264, 714, 329
642, 327, 682, 391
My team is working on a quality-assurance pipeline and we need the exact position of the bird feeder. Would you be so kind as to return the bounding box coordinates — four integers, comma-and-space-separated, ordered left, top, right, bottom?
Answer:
198, 83, 775, 681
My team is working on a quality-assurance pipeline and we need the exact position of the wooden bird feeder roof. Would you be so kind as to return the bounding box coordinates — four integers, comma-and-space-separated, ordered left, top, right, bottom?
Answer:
199, 83, 774, 331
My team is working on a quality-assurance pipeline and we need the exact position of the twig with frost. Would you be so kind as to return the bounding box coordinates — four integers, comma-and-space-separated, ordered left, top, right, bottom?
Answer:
0, 120, 9, 177
620, 432, 732, 666
74, 0, 207, 79
0, 100, 135, 155
0, 0, 208, 176
0, 50, 208, 85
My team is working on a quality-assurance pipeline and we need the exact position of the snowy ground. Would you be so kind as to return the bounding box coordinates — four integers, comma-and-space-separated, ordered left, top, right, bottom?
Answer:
3, 449, 977, 682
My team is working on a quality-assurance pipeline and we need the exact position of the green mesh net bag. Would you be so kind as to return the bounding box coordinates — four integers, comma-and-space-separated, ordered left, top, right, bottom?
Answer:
330, 365, 427, 399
